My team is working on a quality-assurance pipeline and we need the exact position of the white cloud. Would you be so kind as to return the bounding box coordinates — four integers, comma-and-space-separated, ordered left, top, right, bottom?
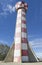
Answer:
0, 40, 8, 45
36, 52, 42, 58
29, 38, 42, 58
28, 35, 33, 38
0, 40, 11, 46
0, 11, 8, 16
12, 6, 15, 12
3, 4, 15, 13
0, 4, 15, 16
29, 38, 42, 47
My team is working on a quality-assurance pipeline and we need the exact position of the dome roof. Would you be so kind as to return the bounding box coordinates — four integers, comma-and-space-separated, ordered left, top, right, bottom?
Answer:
15, 1, 28, 11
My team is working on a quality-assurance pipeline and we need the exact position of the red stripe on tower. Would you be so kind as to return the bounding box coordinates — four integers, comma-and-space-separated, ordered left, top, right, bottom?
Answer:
21, 50, 28, 56
22, 20, 26, 24
22, 28, 27, 32
21, 38, 28, 43
22, 14, 25, 17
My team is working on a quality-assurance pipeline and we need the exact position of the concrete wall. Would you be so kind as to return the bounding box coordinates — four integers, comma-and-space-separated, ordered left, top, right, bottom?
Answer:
28, 43, 39, 62
4, 43, 14, 62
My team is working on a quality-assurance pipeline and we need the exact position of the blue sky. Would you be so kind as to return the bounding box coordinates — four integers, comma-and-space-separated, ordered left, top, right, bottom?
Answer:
0, 0, 42, 58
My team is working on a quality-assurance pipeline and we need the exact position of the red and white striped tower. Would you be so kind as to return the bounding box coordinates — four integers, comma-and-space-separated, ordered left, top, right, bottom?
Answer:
14, 1, 28, 62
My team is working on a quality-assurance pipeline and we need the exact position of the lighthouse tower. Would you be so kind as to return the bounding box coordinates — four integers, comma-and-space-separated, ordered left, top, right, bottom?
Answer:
4, 1, 39, 63
14, 1, 28, 62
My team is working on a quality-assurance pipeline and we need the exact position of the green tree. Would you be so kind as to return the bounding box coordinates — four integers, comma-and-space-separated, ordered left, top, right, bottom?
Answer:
0, 44, 10, 61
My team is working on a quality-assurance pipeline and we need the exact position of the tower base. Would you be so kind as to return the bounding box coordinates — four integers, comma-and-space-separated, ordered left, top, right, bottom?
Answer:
4, 43, 39, 62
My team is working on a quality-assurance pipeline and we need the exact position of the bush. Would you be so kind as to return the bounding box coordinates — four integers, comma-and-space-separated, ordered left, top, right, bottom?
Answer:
0, 44, 10, 61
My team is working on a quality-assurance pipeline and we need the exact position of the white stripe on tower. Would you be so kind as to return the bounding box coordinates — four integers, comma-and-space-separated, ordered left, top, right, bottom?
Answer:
22, 24, 26, 28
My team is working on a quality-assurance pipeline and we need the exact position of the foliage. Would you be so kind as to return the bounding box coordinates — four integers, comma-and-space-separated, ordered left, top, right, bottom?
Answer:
0, 43, 10, 61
